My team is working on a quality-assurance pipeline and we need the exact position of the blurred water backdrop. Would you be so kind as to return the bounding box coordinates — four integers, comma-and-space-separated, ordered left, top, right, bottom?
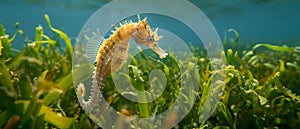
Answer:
1, 0, 299, 50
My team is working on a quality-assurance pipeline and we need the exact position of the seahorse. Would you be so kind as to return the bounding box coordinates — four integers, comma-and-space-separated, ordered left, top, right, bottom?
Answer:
77, 15, 168, 111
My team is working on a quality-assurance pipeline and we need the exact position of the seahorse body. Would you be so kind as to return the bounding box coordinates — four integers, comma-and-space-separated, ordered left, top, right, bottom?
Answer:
77, 16, 168, 111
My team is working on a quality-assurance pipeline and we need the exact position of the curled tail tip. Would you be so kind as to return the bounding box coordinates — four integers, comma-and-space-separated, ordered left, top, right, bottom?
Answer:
76, 82, 102, 111
76, 83, 86, 99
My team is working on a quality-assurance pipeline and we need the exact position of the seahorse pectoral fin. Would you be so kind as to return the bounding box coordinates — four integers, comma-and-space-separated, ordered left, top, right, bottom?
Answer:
150, 44, 168, 58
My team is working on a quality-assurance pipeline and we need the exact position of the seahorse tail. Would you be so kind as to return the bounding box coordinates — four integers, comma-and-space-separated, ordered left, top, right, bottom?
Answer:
76, 80, 102, 111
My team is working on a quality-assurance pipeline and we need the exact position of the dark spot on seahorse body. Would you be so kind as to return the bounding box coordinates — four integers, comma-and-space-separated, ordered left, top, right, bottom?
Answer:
117, 31, 122, 39
104, 46, 110, 54
94, 62, 97, 66
111, 40, 116, 46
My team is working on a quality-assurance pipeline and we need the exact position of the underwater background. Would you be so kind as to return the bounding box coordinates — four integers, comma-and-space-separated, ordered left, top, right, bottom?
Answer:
0, 0, 300, 129
1, 0, 300, 49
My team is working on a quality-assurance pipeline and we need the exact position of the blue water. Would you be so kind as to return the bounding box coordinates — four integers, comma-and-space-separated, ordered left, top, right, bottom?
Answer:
1, 0, 300, 50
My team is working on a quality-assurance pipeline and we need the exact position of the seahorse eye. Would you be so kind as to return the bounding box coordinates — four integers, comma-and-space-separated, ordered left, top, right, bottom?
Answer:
147, 36, 154, 43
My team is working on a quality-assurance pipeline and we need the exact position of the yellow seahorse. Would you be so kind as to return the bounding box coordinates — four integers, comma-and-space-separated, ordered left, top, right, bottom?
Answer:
77, 15, 168, 111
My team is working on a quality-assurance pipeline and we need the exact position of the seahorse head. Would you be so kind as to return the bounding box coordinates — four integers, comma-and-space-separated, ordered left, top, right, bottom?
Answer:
132, 17, 168, 58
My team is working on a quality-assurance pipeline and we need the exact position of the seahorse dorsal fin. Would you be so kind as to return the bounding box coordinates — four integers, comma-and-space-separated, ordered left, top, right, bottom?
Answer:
85, 35, 103, 64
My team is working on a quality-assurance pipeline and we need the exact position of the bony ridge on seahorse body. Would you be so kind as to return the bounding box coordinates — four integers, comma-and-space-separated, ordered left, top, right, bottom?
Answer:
77, 15, 168, 111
